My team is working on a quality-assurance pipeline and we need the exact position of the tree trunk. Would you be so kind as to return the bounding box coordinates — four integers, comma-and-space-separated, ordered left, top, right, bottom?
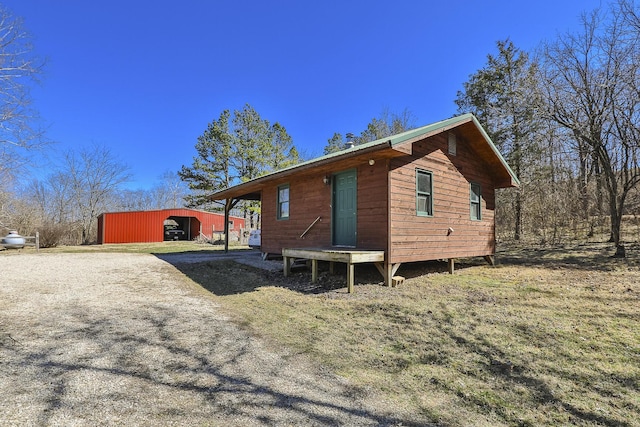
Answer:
609, 196, 625, 257
514, 190, 522, 240
571, 136, 591, 231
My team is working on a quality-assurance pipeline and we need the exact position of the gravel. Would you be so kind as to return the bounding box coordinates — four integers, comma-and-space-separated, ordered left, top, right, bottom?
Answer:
0, 252, 412, 426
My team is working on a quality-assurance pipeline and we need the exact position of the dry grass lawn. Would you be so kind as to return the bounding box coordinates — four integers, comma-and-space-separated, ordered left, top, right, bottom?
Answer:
176, 242, 640, 426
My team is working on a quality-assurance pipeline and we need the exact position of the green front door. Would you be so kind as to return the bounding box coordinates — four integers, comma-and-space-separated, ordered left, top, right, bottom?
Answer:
333, 169, 357, 246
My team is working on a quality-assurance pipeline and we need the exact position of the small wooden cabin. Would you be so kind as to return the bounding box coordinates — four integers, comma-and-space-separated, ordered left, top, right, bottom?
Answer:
210, 114, 518, 288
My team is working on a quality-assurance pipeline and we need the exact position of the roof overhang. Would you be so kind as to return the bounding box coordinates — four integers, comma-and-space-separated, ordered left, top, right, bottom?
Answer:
209, 113, 519, 202
209, 140, 407, 201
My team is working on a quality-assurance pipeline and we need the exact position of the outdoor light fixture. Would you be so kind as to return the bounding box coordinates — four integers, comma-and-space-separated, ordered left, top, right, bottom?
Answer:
368, 159, 375, 166
323, 175, 331, 185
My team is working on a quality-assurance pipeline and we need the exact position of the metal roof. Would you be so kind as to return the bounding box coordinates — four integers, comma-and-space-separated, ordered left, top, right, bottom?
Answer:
209, 113, 519, 201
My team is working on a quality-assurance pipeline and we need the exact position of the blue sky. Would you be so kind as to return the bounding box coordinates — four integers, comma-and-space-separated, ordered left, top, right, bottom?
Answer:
6, 0, 603, 189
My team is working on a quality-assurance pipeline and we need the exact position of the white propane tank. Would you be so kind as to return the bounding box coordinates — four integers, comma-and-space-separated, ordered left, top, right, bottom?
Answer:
2, 231, 25, 249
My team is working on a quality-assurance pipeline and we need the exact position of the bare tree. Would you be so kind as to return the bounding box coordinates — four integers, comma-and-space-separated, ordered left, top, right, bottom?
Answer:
540, 4, 640, 256
111, 189, 155, 212
64, 145, 130, 244
110, 171, 188, 212
153, 170, 187, 209
0, 5, 46, 179
28, 172, 75, 224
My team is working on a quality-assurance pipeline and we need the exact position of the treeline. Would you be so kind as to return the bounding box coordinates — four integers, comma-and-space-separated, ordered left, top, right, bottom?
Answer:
323, 108, 417, 154
1, 145, 188, 247
455, 1, 640, 256
2, 103, 298, 247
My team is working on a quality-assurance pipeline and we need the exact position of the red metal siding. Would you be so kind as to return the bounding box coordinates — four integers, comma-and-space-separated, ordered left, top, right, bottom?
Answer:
99, 209, 245, 244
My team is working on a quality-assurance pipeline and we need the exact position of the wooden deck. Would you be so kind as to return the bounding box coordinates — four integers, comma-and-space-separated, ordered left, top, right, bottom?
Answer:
282, 248, 386, 293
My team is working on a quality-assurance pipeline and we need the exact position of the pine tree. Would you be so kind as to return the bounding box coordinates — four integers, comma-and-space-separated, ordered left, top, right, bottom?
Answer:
455, 39, 542, 240
179, 104, 300, 209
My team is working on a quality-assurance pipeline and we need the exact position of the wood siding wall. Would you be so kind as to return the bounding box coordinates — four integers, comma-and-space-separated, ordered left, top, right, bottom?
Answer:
261, 155, 389, 255
389, 133, 496, 263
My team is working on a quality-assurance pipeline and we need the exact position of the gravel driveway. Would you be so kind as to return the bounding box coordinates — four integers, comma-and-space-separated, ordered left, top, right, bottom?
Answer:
0, 252, 408, 426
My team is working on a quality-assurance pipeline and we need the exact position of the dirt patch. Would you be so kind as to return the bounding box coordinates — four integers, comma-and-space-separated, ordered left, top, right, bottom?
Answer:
0, 252, 418, 426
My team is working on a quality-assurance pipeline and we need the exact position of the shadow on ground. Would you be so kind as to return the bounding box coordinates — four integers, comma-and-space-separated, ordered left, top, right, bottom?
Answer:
2, 277, 430, 426
163, 253, 485, 297
496, 241, 640, 271
160, 241, 638, 297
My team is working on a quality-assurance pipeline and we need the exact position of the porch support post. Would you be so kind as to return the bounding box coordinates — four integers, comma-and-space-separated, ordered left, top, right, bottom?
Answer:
223, 198, 239, 253
484, 255, 495, 266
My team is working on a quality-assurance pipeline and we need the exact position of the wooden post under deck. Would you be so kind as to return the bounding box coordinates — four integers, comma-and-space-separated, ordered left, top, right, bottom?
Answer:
374, 262, 402, 287
347, 263, 355, 293
385, 262, 393, 287
283, 256, 291, 277
448, 258, 455, 274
